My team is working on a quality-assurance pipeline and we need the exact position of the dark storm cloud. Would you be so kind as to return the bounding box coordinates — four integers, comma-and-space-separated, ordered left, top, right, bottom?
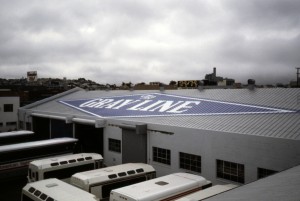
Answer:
225, 0, 300, 29
212, 0, 300, 83
0, 0, 299, 84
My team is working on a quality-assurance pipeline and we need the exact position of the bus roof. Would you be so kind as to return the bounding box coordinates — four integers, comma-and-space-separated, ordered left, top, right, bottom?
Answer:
0, 137, 78, 153
23, 178, 99, 201
110, 173, 210, 201
29, 153, 103, 168
71, 163, 155, 186
0, 130, 34, 138
175, 184, 238, 201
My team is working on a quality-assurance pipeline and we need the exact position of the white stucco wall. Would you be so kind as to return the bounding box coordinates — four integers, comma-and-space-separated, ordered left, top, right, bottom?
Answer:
103, 125, 123, 166
0, 97, 19, 132
143, 124, 300, 184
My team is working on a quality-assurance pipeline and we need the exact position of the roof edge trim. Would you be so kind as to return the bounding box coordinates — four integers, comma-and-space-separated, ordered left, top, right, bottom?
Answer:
21, 87, 84, 109
31, 113, 67, 121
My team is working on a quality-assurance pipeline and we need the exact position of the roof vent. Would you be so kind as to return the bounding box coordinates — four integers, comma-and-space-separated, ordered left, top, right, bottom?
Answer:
46, 183, 58, 188
155, 181, 168, 186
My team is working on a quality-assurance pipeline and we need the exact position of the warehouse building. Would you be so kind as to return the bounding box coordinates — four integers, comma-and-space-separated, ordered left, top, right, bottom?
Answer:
18, 87, 300, 185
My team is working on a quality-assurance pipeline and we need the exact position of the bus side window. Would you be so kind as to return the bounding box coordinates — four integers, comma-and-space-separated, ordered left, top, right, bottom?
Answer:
46, 196, 54, 201
136, 168, 144, 173
40, 193, 48, 200
77, 158, 84, 162
35, 172, 39, 181
34, 190, 41, 196
29, 187, 35, 193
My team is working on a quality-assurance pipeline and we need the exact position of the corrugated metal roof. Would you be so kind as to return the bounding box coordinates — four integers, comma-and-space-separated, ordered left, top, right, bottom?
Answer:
22, 88, 300, 140
204, 165, 300, 201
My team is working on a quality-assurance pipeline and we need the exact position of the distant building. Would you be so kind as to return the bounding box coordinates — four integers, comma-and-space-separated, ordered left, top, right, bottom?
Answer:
0, 92, 19, 132
27, 71, 38, 82
204, 67, 235, 86
205, 67, 223, 85
149, 82, 161, 86
290, 80, 299, 88
177, 80, 202, 88
132, 82, 177, 90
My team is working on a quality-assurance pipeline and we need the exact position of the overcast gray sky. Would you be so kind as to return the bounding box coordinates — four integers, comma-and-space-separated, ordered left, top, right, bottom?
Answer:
0, 0, 299, 85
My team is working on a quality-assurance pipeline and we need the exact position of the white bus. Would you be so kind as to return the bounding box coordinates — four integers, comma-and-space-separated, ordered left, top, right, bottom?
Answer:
71, 163, 156, 200
0, 137, 78, 179
22, 178, 99, 201
28, 153, 103, 183
0, 130, 34, 145
175, 184, 237, 201
109, 173, 212, 201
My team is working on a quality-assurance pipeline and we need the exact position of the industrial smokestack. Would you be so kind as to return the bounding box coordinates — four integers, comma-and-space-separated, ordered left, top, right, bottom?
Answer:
213, 67, 216, 76
247, 79, 255, 90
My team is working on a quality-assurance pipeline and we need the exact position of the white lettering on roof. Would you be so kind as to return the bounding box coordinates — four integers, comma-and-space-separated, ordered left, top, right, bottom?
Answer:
79, 98, 200, 114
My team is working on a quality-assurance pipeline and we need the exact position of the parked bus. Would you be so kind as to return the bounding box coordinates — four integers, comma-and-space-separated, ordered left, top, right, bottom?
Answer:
22, 178, 99, 201
0, 130, 34, 146
28, 153, 103, 183
175, 184, 237, 201
0, 137, 78, 178
71, 163, 156, 200
109, 173, 212, 201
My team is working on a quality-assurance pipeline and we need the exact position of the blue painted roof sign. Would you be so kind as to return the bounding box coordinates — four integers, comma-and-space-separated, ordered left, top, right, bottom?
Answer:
58, 93, 295, 118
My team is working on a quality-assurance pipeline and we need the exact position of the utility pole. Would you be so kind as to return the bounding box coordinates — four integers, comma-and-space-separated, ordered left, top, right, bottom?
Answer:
297, 67, 300, 87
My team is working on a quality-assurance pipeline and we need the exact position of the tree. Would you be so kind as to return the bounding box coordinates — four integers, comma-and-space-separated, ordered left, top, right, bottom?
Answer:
169, 80, 177, 85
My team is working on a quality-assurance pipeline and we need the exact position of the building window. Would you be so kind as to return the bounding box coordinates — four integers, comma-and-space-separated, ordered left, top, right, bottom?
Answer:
179, 152, 201, 173
4, 104, 13, 112
0, 122, 3, 127
153, 147, 171, 165
108, 138, 121, 153
217, 159, 245, 183
257, 168, 277, 179
6, 122, 17, 126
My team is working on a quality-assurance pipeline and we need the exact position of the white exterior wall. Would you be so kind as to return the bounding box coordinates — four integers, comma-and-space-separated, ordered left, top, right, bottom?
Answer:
104, 125, 123, 166
143, 124, 300, 184
0, 97, 19, 132
100, 120, 300, 184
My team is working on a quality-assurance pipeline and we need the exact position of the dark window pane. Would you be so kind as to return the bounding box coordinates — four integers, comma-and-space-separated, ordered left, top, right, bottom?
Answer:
4, 104, 13, 112
109, 138, 121, 153
152, 147, 171, 165
179, 152, 201, 173
216, 159, 244, 184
